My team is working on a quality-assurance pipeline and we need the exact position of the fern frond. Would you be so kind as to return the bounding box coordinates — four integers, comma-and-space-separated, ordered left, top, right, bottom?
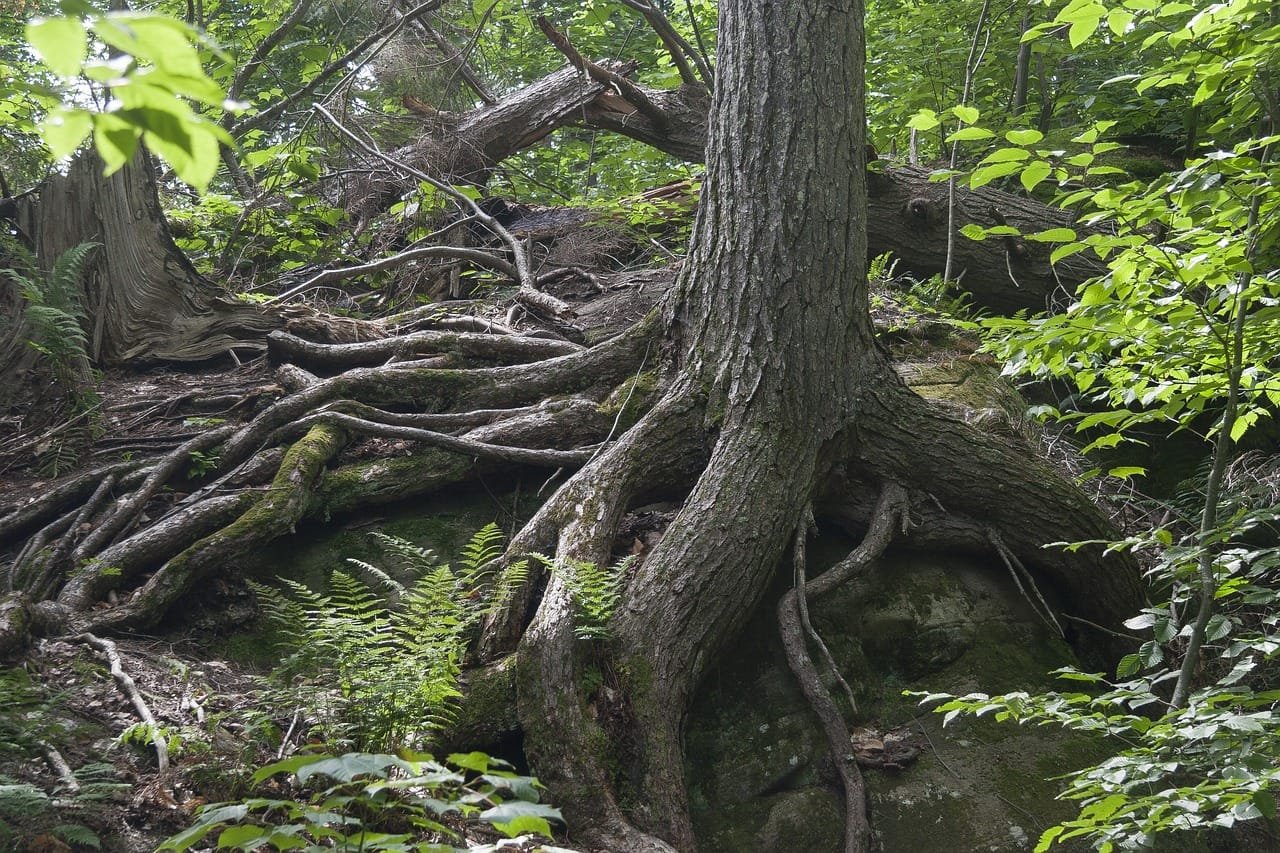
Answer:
485, 558, 530, 618
344, 558, 406, 598
51, 823, 101, 849
370, 533, 437, 576
458, 523, 506, 583
46, 242, 99, 311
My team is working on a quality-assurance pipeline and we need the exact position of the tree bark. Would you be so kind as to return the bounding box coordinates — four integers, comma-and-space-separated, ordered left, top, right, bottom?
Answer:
5, 150, 279, 375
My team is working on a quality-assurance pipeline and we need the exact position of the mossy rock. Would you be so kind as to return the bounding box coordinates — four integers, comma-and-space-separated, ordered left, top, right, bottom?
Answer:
685, 546, 1103, 852
897, 360, 1030, 439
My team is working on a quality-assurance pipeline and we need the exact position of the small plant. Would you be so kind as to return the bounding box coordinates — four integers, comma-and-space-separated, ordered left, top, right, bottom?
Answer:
6, 241, 97, 381
186, 448, 220, 479
532, 554, 631, 639
160, 751, 564, 853
4, 240, 103, 474
252, 524, 526, 753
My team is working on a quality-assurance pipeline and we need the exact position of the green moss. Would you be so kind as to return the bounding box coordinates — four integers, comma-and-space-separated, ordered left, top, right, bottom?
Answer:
443, 657, 520, 751
596, 370, 659, 430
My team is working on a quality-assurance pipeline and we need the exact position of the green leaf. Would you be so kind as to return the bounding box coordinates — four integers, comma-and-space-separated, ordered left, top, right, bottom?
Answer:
970, 160, 1023, 188
489, 814, 553, 838
480, 801, 562, 837
1028, 227, 1077, 243
951, 105, 979, 125
1006, 129, 1044, 145
907, 109, 939, 132
40, 108, 93, 159
449, 751, 498, 773
1050, 243, 1087, 264
1115, 653, 1140, 679
981, 148, 1031, 164
26, 17, 88, 79
947, 126, 995, 142
1036, 825, 1065, 852
91, 113, 140, 176
1069, 16, 1098, 47
1107, 466, 1145, 479
216, 824, 269, 848
1020, 160, 1053, 192
1106, 8, 1134, 35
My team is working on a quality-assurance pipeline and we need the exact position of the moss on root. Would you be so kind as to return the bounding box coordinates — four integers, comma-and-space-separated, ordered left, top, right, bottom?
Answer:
597, 371, 660, 431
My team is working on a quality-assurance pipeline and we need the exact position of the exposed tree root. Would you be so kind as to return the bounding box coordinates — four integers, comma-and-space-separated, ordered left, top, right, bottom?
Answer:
778, 485, 909, 853
2, 316, 658, 634
510, 386, 706, 853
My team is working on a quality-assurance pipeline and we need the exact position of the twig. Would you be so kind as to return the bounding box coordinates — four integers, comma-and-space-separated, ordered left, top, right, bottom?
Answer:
41, 742, 80, 794
79, 633, 169, 773
912, 719, 959, 780
987, 527, 1064, 637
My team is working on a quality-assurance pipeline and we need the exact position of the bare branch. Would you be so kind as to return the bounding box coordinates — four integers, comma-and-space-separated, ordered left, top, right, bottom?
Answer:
276, 410, 595, 467
617, 0, 710, 89
231, 0, 447, 138
536, 16, 670, 131
227, 0, 315, 102
267, 245, 519, 305
79, 633, 170, 774
311, 104, 573, 319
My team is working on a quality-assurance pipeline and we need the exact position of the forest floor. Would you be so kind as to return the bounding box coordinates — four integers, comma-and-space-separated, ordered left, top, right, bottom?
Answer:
0, 250, 1024, 852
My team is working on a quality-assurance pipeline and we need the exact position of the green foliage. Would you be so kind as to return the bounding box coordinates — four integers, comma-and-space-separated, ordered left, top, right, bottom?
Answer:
532, 553, 630, 640
160, 751, 563, 853
253, 524, 525, 753
4, 240, 102, 475
0, 778, 107, 851
7, 240, 96, 373
22, 6, 235, 189
919, 2, 1280, 849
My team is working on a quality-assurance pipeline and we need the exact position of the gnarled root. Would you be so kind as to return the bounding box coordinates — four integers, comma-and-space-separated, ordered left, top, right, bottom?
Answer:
777, 484, 909, 853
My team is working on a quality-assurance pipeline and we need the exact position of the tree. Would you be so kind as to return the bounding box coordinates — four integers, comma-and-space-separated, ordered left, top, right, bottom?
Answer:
1, 1, 1144, 850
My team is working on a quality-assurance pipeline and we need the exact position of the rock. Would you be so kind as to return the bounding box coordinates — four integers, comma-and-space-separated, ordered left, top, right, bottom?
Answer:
897, 359, 1032, 438
684, 549, 1097, 852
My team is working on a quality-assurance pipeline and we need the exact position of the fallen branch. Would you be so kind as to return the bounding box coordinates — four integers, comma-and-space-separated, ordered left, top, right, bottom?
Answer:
275, 410, 596, 467
266, 327, 581, 368
79, 632, 169, 774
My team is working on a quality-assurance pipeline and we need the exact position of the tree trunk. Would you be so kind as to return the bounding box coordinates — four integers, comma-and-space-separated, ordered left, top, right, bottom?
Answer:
492, 1, 1137, 851
6, 150, 278, 375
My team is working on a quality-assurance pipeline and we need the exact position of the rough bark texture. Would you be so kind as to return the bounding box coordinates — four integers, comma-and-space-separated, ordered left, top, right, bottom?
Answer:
6, 151, 278, 373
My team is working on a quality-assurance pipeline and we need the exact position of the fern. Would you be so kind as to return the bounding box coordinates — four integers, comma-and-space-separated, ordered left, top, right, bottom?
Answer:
9, 241, 97, 372
6, 242, 102, 473
51, 823, 102, 848
533, 553, 631, 639
253, 525, 526, 752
